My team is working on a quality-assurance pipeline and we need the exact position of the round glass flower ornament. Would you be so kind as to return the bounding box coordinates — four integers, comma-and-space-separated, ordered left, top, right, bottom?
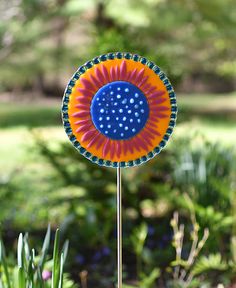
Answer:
62, 52, 177, 168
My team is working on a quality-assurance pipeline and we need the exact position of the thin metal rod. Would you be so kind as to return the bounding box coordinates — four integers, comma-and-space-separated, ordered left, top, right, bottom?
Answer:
117, 165, 122, 288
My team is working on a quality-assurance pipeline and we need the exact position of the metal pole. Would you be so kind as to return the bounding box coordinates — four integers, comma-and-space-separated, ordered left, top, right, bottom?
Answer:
117, 165, 122, 288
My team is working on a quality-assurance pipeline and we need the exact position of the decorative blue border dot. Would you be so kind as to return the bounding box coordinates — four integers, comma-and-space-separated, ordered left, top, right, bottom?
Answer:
133, 54, 139, 62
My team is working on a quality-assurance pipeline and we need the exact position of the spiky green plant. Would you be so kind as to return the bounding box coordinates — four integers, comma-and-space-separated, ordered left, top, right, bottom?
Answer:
0, 226, 77, 288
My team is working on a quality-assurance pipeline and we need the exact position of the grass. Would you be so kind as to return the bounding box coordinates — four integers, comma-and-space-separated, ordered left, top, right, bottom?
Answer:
0, 92, 235, 173
0, 102, 61, 128
0, 126, 66, 172
177, 92, 236, 124
178, 92, 236, 111
0, 92, 235, 128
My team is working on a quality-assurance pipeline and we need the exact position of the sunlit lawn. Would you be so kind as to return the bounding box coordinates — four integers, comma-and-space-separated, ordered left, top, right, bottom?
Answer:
179, 92, 236, 111
0, 92, 236, 173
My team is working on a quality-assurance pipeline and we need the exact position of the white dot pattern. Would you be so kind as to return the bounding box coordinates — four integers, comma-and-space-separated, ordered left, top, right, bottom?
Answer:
91, 81, 149, 140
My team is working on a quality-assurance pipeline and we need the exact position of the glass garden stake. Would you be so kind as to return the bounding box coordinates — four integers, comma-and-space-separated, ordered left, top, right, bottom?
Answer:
62, 52, 177, 287
117, 164, 122, 287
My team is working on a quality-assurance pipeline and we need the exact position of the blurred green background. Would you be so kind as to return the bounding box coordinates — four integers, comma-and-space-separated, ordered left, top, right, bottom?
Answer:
0, 0, 236, 287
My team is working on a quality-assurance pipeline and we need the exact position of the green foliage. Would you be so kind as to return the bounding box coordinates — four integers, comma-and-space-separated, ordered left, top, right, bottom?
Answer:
131, 223, 148, 257
0, 1, 236, 283
123, 268, 160, 288
0, 127, 235, 286
0, 0, 235, 91
139, 268, 160, 288
0, 226, 77, 288
123, 211, 210, 288
170, 137, 236, 257
173, 138, 235, 206
192, 254, 228, 276
0, 90, 236, 288
0, 240, 11, 288
130, 223, 149, 280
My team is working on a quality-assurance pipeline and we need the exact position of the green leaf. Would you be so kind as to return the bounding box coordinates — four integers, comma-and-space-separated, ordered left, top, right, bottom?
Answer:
39, 224, 51, 268
140, 268, 160, 287
0, 240, 12, 288
131, 223, 148, 256
170, 259, 188, 267
192, 253, 228, 276
58, 253, 64, 288
36, 268, 43, 288
28, 249, 35, 288
17, 234, 26, 288
52, 229, 60, 288
18, 267, 26, 288
23, 233, 30, 261
17, 233, 24, 269
62, 240, 69, 264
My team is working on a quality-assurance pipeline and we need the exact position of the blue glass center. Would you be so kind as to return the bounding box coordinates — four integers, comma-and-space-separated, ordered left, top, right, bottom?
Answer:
90, 81, 149, 140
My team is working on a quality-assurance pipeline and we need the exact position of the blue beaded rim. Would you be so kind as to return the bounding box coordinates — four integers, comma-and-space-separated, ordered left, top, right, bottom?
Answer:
62, 52, 177, 168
